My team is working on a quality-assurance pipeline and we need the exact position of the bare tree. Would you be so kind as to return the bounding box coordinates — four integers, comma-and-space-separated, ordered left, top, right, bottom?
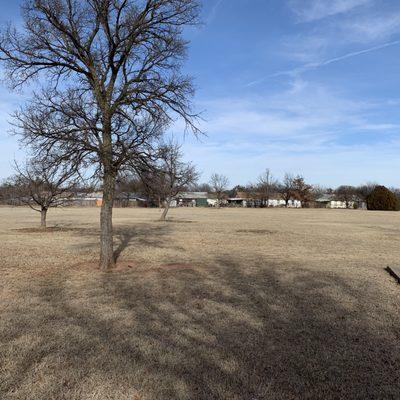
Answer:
209, 173, 229, 207
257, 169, 277, 207
279, 173, 296, 207
189, 182, 211, 193
115, 172, 147, 205
228, 185, 246, 198
244, 183, 258, 207
311, 184, 328, 200
357, 182, 378, 203
292, 175, 313, 208
390, 186, 400, 200
335, 185, 357, 208
144, 142, 198, 221
0, 0, 200, 269
0, 179, 21, 206
12, 159, 78, 228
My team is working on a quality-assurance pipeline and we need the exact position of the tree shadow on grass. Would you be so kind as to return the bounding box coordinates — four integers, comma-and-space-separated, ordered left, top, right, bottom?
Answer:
1, 256, 400, 399
68, 224, 184, 262
112, 225, 173, 262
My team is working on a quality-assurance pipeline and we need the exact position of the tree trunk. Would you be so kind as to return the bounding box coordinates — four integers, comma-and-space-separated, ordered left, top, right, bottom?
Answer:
100, 169, 116, 270
40, 208, 47, 228
99, 115, 116, 270
160, 199, 171, 221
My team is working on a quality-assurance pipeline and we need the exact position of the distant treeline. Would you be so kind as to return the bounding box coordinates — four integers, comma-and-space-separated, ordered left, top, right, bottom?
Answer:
1, 169, 399, 211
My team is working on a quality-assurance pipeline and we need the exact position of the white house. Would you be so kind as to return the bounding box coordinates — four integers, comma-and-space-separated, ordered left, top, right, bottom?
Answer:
171, 192, 210, 207
227, 191, 301, 208
315, 194, 366, 209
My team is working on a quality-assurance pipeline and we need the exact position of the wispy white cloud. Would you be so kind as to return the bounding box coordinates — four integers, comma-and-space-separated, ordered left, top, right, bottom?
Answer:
264, 39, 400, 80
340, 12, 400, 42
279, 35, 330, 64
182, 78, 400, 185
206, 0, 224, 24
201, 79, 397, 140
289, 0, 372, 23
183, 137, 400, 186
276, 9, 400, 73
267, 2, 400, 85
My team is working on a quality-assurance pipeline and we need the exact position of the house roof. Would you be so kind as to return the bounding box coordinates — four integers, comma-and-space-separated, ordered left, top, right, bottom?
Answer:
316, 194, 335, 202
75, 191, 103, 200
115, 192, 147, 201
177, 192, 208, 199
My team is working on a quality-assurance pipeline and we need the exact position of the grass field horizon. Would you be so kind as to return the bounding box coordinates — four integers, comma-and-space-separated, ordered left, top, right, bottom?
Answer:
1, 206, 400, 399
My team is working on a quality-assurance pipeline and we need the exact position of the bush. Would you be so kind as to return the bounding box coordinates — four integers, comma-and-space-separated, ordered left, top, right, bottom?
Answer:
367, 186, 399, 211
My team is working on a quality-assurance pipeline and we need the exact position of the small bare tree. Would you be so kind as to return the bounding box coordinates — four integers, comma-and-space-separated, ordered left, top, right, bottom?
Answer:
115, 172, 147, 205
292, 175, 313, 208
13, 159, 78, 228
142, 142, 198, 221
189, 182, 211, 192
311, 184, 328, 200
335, 185, 357, 208
257, 168, 277, 207
209, 173, 229, 207
279, 173, 296, 207
0, 179, 21, 206
357, 183, 378, 203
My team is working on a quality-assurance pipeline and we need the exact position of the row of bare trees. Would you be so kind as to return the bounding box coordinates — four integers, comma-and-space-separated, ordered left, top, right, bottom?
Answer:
190, 170, 388, 209
1, 139, 199, 226
1, 161, 390, 220
191, 170, 315, 207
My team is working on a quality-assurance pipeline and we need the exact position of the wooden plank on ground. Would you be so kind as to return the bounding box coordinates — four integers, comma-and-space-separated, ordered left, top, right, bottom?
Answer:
386, 266, 400, 283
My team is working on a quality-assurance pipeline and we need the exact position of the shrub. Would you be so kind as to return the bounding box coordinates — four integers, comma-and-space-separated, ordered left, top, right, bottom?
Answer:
367, 186, 399, 211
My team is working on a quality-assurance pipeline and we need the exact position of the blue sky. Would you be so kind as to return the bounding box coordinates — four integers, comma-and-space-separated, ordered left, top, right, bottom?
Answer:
1, 0, 400, 187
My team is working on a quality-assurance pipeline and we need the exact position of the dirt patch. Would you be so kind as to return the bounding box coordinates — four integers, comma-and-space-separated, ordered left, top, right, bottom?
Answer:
13, 226, 100, 237
164, 219, 195, 224
159, 263, 195, 271
72, 260, 139, 272
72, 260, 195, 274
13, 226, 75, 233
236, 229, 276, 234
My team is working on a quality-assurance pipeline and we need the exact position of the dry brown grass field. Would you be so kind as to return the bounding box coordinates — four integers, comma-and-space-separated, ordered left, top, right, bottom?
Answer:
1, 206, 400, 400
